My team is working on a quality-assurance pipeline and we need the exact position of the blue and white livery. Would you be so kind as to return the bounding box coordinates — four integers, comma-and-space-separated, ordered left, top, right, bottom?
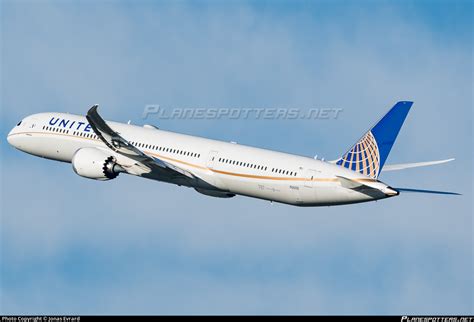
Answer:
336, 101, 412, 178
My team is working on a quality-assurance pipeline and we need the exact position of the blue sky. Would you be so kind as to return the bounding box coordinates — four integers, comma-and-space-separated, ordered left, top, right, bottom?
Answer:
1, 0, 472, 315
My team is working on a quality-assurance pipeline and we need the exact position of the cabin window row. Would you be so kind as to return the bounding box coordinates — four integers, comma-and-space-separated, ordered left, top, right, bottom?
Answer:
218, 157, 297, 176
218, 157, 267, 171
73, 131, 98, 139
43, 125, 69, 135
43, 125, 101, 140
129, 142, 201, 159
42, 124, 200, 158
271, 168, 297, 176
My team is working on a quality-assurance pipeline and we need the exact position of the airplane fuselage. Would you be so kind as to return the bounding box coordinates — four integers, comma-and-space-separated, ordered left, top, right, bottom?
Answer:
7, 112, 398, 206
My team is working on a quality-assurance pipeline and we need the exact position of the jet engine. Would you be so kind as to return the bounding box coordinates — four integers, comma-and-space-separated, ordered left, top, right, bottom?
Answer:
72, 148, 124, 181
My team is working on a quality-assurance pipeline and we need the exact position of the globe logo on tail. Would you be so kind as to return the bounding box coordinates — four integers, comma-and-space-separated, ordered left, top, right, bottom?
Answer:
336, 131, 380, 178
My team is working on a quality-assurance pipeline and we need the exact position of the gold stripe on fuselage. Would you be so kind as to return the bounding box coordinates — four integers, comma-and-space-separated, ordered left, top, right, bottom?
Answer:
9, 131, 379, 184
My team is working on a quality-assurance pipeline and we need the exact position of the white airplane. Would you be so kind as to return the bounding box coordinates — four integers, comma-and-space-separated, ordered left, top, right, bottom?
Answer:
7, 101, 458, 206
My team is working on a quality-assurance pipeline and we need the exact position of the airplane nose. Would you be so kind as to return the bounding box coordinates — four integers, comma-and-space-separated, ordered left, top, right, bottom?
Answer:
7, 136, 13, 147
7, 129, 18, 147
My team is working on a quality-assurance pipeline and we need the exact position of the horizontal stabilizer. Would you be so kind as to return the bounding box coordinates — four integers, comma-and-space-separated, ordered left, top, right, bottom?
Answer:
383, 158, 454, 171
336, 176, 367, 190
395, 187, 461, 195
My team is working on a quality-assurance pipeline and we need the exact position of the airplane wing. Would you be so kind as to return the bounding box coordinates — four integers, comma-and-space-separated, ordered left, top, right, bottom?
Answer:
382, 158, 454, 171
86, 105, 195, 180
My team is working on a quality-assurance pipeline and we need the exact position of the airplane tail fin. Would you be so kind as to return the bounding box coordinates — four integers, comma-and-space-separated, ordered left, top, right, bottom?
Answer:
335, 101, 412, 179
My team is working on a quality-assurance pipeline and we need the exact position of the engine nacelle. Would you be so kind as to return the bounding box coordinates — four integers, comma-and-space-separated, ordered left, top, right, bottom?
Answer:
72, 148, 124, 181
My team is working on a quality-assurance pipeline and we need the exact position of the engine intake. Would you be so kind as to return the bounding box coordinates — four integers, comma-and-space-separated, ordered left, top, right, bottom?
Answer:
72, 148, 124, 181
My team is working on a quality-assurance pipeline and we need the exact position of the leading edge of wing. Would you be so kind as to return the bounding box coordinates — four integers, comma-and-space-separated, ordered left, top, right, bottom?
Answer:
86, 105, 150, 161
86, 105, 194, 179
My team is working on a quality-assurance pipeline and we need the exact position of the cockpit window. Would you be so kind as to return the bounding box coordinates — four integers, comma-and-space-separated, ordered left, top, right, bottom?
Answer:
17, 121, 22, 126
